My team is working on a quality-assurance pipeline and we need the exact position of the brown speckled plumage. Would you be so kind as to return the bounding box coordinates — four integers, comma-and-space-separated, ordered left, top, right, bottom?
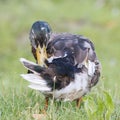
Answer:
20, 21, 101, 108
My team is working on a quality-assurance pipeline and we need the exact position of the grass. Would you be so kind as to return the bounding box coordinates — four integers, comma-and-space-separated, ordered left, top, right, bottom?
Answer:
0, 0, 120, 119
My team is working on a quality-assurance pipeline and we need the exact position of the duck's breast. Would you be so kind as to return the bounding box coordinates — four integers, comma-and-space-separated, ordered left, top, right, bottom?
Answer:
53, 73, 90, 101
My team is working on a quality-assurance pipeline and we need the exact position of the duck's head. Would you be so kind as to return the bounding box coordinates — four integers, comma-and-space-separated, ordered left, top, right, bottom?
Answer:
29, 21, 52, 65
29, 21, 52, 48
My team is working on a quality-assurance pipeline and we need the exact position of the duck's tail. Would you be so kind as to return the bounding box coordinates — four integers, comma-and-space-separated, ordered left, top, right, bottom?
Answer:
20, 58, 51, 92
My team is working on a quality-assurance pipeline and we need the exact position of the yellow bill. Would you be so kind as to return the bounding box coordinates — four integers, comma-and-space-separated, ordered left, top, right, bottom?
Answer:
36, 44, 47, 67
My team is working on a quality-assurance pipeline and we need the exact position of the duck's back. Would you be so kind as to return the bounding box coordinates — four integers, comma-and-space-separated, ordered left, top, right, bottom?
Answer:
47, 33, 97, 63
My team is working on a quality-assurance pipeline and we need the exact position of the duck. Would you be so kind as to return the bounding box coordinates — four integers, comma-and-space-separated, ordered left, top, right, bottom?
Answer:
20, 21, 101, 109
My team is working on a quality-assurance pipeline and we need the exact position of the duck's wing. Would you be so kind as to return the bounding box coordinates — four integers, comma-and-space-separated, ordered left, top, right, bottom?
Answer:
20, 56, 76, 91
46, 33, 101, 86
47, 33, 95, 62
20, 58, 51, 92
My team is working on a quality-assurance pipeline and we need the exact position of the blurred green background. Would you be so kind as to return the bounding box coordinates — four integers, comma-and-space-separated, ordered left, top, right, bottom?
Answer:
0, 0, 120, 119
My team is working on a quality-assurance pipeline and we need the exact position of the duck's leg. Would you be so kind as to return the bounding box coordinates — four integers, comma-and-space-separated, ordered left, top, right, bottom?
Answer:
76, 97, 82, 108
44, 97, 49, 111
32, 97, 49, 119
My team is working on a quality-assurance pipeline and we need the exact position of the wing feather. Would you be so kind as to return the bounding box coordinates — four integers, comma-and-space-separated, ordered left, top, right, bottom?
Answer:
21, 74, 51, 91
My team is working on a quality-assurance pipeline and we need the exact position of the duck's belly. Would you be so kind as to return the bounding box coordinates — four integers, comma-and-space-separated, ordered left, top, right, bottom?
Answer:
52, 73, 90, 101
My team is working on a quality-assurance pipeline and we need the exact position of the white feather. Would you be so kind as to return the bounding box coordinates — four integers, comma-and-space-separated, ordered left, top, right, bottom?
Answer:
21, 74, 51, 91
20, 58, 37, 66
88, 60, 95, 76
21, 74, 46, 85
28, 84, 51, 91
20, 58, 41, 74
47, 53, 67, 63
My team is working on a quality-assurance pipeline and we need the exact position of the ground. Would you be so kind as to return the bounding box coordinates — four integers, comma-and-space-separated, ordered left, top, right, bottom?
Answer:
0, 0, 120, 119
